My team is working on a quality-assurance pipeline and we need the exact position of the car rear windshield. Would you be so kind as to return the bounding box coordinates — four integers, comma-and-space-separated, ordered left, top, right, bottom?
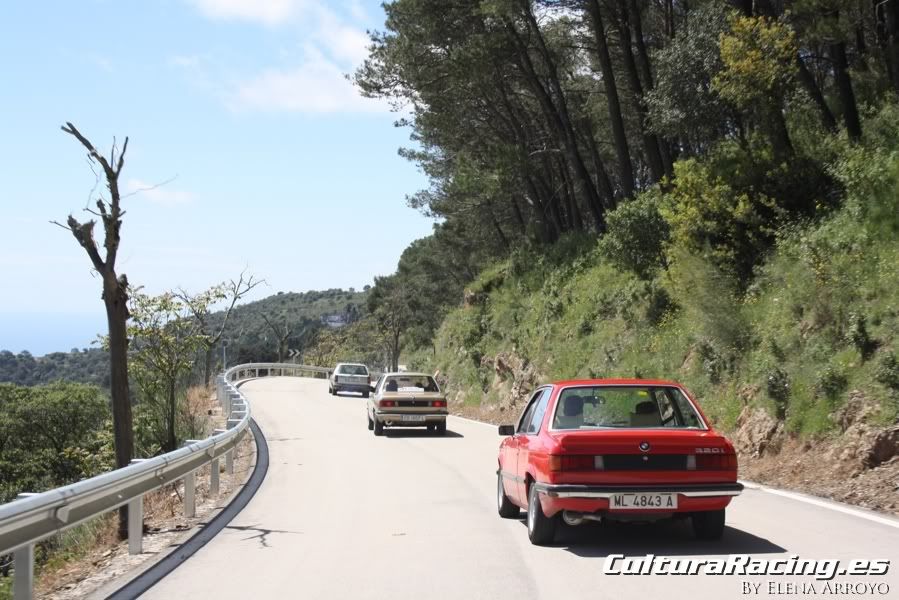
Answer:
337, 364, 368, 376
383, 375, 439, 393
551, 386, 705, 430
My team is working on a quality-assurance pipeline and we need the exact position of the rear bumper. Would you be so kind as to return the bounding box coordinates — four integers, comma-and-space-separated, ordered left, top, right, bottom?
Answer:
334, 383, 370, 393
534, 482, 744, 498
533, 481, 742, 517
375, 411, 447, 426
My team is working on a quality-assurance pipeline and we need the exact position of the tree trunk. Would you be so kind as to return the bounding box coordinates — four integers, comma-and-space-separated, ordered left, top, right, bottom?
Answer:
830, 40, 863, 141
203, 345, 214, 387
796, 54, 838, 132
627, 0, 655, 91
166, 379, 177, 453
585, 0, 635, 199
103, 275, 133, 539
878, 0, 899, 92
615, 0, 665, 183
770, 107, 794, 158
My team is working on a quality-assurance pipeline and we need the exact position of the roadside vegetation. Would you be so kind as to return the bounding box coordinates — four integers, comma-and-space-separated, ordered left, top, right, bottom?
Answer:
312, 0, 899, 463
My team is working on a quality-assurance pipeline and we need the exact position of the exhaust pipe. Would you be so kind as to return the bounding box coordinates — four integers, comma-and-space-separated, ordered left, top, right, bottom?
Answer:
562, 511, 603, 526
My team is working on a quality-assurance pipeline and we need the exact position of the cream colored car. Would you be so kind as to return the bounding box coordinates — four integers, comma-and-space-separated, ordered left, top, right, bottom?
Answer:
367, 372, 448, 436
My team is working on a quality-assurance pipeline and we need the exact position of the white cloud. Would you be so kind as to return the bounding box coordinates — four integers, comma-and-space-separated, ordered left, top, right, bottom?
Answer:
311, 6, 371, 65
126, 179, 196, 206
188, 0, 309, 26
183, 0, 380, 114
229, 47, 385, 114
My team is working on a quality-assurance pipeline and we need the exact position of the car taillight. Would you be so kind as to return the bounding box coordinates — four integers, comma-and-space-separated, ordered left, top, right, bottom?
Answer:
368, 375, 372, 384
431, 399, 446, 407
379, 400, 395, 408
549, 455, 603, 472
691, 452, 738, 470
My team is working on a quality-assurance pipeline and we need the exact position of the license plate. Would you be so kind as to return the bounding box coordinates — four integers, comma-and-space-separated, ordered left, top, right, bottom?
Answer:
401, 415, 426, 422
610, 493, 677, 510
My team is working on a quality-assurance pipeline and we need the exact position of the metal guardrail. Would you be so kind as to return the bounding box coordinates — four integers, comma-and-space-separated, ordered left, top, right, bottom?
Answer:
0, 362, 321, 600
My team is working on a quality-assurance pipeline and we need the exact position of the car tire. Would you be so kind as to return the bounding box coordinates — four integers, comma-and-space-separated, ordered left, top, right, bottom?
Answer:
692, 509, 726, 540
497, 472, 519, 518
527, 483, 556, 546
362, 391, 370, 399
435, 421, 447, 436
367, 411, 374, 431
374, 418, 384, 436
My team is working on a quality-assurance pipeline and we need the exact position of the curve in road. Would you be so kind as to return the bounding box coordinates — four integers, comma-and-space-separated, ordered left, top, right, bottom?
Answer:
141, 377, 899, 599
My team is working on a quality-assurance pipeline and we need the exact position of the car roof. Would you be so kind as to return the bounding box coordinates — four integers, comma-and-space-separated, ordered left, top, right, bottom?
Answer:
382, 372, 433, 378
551, 378, 683, 387
336, 362, 368, 367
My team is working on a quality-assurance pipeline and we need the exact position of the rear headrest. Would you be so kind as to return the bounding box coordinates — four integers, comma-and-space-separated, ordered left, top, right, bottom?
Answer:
634, 401, 656, 415
562, 395, 584, 416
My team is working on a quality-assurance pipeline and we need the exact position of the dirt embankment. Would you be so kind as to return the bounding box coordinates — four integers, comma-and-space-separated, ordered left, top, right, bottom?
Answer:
734, 392, 899, 516
447, 351, 899, 516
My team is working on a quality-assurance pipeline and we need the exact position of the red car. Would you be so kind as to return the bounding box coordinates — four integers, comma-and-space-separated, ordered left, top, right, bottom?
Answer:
496, 379, 742, 545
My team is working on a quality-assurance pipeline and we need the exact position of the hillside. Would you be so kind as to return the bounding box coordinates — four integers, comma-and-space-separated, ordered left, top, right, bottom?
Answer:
215, 288, 368, 365
315, 1, 899, 512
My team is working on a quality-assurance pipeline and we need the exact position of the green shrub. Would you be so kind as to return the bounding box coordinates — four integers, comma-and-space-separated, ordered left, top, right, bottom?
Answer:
599, 191, 669, 279
874, 352, 899, 391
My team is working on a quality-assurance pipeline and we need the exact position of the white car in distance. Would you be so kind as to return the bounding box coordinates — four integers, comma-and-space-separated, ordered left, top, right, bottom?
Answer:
329, 363, 372, 397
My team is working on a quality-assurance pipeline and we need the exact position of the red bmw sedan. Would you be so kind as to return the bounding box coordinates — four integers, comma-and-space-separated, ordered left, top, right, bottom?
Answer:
496, 379, 742, 545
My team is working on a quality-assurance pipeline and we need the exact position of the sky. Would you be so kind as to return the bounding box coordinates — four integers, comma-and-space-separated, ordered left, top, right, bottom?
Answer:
0, 0, 434, 355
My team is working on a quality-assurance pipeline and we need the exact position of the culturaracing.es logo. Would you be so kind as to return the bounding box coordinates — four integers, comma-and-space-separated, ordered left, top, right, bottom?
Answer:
603, 554, 890, 580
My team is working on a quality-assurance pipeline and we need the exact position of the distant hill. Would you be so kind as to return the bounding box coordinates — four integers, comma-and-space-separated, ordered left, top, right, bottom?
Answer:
214, 288, 368, 365
0, 287, 368, 387
0, 348, 110, 387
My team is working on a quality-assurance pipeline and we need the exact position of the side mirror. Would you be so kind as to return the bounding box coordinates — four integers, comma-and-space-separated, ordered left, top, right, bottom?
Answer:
498, 425, 515, 437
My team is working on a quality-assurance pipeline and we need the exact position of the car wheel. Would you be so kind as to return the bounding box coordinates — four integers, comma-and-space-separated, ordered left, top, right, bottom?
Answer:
435, 421, 447, 436
362, 391, 370, 398
367, 411, 374, 431
374, 418, 384, 436
527, 483, 556, 545
692, 509, 726, 540
497, 472, 519, 518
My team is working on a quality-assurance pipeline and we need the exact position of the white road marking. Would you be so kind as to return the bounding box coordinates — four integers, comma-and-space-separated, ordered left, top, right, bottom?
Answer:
740, 480, 899, 529
448, 414, 498, 429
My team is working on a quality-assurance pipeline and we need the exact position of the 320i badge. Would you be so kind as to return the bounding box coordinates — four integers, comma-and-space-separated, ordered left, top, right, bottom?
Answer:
496, 379, 743, 545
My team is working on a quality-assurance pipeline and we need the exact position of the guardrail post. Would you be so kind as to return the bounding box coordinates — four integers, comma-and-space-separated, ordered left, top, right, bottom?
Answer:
12, 493, 37, 600
210, 458, 220, 496
128, 459, 147, 555
213, 428, 235, 475
182, 441, 200, 518
184, 471, 196, 518
128, 496, 142, 555
13, 544, 33, 600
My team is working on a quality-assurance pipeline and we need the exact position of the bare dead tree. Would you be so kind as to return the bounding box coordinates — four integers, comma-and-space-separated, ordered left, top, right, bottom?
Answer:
261, 313, 292, 362
53, 122, 133, 539
176, 270, 264, 386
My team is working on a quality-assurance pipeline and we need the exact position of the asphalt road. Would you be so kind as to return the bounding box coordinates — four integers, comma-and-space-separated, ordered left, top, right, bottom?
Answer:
142, 377, 899, 600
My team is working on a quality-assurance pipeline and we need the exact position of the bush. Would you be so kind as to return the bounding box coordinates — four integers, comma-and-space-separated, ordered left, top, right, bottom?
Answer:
599, 190, 669, 279
874, 352, 899, 391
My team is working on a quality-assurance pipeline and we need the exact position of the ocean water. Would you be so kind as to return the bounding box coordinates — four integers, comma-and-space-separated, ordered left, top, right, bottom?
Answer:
0, 312, 106, 356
